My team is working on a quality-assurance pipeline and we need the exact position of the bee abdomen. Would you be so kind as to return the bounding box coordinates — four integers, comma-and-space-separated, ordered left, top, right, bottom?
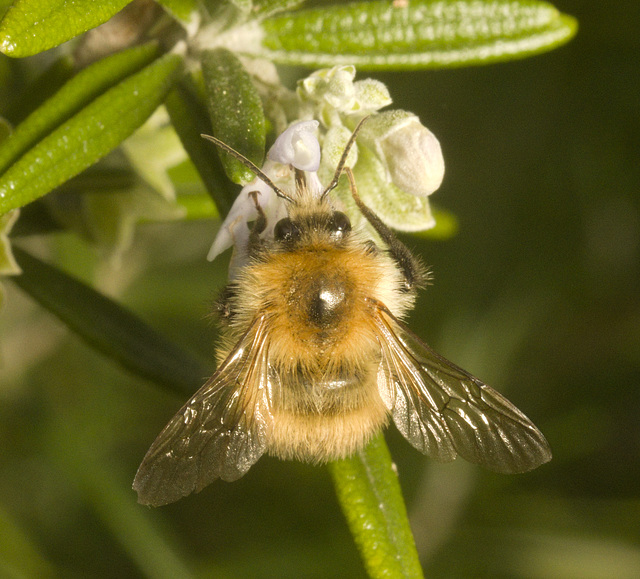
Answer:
267, 370, 389, 462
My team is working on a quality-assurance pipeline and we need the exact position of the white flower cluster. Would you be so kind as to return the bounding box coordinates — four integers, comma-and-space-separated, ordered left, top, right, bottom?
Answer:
209, 65, 445, 271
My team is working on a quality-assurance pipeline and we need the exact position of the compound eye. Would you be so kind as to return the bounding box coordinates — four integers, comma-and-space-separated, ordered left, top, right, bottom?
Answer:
328, 211, 352, 238
274, 218, 301, 243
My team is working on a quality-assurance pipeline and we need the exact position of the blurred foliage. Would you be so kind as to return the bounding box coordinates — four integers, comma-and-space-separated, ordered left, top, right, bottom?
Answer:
1, 0, 638, 578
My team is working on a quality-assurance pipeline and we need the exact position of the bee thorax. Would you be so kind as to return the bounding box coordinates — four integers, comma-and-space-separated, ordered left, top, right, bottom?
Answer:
305, 277, 348, 328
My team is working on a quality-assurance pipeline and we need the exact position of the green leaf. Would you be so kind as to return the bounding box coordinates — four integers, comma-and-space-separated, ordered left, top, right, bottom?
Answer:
250, 0, 305, 18
11, 246, 209, 394
0, 42, 159, 176
0, 0, 134, 57
156, 0, 198, 24
328, 434, 424, 579
0, 52, 182, 215
3, 54, 74, 125
201, 47, 266, 185
250, 0, 577, 69
165, 80, 236, 216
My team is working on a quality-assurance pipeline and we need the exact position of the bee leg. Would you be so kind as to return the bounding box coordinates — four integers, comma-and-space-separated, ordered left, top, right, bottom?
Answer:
247, 190, 268, 255
345, 167, 425, 292
214, 283, 237, 324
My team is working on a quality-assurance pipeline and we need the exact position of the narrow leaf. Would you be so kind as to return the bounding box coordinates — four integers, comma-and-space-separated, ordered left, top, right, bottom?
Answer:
328, 434, 424, 579
4, 54, 74, 126
165, 81, 236, 216
0, 43, 159, 176
251, 0, 577, 69
201, 48, 266, 184
0, 0, 134, 57
0, 52, 182, 215
11, 247, 209, 394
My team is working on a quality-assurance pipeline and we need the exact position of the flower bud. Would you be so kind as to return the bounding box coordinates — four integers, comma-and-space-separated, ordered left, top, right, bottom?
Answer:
362, 110, 444, 197
320, 125, 358, 172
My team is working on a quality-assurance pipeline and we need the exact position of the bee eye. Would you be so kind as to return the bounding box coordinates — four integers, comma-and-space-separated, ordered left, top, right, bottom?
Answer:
328, 211, 351, 238
274, 218, 301, 243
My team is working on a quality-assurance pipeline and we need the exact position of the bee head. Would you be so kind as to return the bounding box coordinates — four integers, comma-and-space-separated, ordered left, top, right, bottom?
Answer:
274, 210, 352, 246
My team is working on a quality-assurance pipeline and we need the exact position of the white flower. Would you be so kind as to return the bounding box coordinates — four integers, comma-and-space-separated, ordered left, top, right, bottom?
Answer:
208, 121, 322, 266
268, 120, 320, 171
206, 177, 270, 262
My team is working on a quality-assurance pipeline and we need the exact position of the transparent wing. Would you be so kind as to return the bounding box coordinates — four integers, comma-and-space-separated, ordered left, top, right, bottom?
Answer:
133, 315, 273, 506
372, 301, 552, 473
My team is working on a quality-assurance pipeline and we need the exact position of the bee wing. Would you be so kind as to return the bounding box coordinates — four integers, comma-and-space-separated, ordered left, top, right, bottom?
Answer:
372, 302, 552, 473
133, 315, 273, 506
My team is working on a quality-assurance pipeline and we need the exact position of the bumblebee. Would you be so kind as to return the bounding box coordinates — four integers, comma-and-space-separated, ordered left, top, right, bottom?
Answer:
133, 120, 551, 506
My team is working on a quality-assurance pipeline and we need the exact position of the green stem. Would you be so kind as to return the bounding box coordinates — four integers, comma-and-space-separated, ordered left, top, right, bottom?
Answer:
328, 434, 424, 578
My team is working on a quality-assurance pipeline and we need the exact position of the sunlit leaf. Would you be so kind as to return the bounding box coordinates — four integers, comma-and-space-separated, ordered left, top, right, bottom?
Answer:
0, 43, 159, 176
0, 0, 134, 57
246, 0, 577, 69
0, 52, 182, 215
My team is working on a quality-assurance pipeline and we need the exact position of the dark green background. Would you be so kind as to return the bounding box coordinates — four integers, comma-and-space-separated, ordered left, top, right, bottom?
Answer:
1, 1, 638, 577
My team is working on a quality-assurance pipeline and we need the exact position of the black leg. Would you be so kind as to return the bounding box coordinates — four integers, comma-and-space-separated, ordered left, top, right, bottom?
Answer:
345, 168, 425, 292
247, 190, 267, 255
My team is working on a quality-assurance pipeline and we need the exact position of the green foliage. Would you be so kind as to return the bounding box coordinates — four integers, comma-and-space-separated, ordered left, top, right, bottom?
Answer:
0, 52, 181, 214
12, 247, 209, 394
0, 0, 581, 577
329, 434, 424, 578
0, 0, 134, 57
155, 0, 197, 23
0, 43, 159, 175
257, 0, 577, 69
201, 48, 267, 184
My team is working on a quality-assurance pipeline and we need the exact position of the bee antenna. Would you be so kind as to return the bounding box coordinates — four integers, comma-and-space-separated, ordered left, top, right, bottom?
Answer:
201, 134, 294, 203
321, 115, 370, 199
